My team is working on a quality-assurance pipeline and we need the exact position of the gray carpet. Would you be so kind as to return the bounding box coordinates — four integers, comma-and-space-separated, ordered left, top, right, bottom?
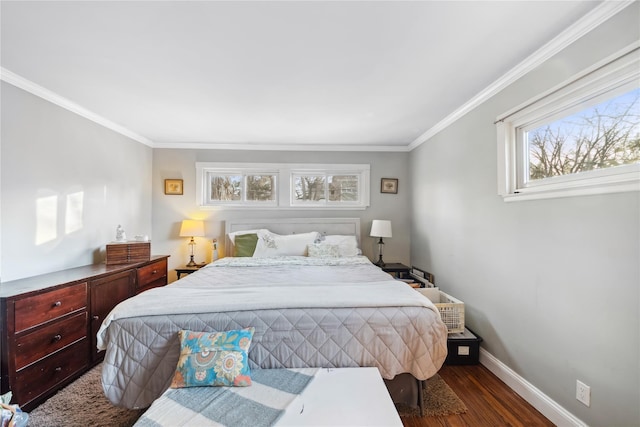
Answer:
27, 364, 466, 426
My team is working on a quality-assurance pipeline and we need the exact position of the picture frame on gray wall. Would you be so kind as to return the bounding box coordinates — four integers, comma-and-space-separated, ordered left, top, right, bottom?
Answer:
380, 178, 398, 194
164, 179, 183, 195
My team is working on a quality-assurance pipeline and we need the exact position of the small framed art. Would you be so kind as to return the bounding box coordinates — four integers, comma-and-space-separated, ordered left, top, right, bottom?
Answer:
164, 179, 184, 195
380, 178, 398, 194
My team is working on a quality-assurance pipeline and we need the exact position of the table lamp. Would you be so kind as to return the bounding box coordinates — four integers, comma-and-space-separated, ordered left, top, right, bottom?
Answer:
179, 219, 205, 266
370, 220, 392, 267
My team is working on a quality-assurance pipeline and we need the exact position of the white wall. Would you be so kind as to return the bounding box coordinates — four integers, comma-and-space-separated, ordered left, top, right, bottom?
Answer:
410, 6, 639, 427
0, 82, 153, 282
152, 148, 410, 281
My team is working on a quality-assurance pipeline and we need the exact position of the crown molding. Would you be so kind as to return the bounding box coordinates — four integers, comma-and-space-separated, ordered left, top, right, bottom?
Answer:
0, 66, 409, 152
408, 0, 635, 151
1, 67, 155, 147
152, 141, 410, 152
4, 1, 630, 153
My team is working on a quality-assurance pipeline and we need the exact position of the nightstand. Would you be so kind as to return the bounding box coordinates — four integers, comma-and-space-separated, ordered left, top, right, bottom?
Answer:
175, 264, 206, 279
380, 263, 410, 279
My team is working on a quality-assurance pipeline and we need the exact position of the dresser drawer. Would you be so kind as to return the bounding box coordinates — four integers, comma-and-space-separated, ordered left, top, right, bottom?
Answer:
14, 282, 88, 333
15, 311, 88, 370
14, 339, 88, 406
137, 259, 167, 292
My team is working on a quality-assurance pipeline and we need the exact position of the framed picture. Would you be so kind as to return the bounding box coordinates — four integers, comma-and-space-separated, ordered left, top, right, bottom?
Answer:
380, 178, 398, 194
164, 179, 184, 195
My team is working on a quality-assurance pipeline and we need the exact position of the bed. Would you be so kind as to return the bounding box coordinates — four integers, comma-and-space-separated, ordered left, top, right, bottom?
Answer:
97, 218, 448, 412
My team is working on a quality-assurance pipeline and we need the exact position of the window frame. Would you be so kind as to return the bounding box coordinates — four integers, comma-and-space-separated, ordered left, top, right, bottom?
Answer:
496, 44, 640, 202
196, 162, 370, 210
290, 170, 363, 207
202, 168, 278, 206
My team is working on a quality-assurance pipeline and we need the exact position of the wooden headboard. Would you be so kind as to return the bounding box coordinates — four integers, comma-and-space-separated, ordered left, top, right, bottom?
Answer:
224, 218, 361, 257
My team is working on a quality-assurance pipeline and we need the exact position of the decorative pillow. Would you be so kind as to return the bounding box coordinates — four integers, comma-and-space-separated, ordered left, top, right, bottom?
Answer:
227, 229, 269, 245
233, 233, 258, 257
253, 231, 320, 257
170, 328, 255, 388
307, 243, 341, 258
322, 235, 359, 257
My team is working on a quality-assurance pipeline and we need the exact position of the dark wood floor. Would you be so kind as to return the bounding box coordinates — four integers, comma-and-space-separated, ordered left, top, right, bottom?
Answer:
402, 364, 556, 427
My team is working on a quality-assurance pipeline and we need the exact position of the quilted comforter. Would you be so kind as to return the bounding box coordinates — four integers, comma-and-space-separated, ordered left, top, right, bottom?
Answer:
99, 256, 448, 409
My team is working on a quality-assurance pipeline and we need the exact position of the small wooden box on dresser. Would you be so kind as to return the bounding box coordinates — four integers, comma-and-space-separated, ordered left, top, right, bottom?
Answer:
0, 255, 169, 411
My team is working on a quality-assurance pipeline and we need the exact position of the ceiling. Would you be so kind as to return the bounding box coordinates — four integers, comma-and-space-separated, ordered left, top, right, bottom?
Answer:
0, 1, 617, 151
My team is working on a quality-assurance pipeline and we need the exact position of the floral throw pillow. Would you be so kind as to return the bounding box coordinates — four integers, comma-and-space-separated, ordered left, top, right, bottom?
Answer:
170, 328, 255, 388
307, 243, 341, 258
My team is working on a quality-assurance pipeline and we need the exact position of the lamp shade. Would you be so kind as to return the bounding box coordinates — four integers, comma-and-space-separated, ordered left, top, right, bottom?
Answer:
179, 220, 205, 237
370, 220, 392, 238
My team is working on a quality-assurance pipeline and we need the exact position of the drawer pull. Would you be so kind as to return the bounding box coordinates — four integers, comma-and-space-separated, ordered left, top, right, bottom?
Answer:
152, 270, 158, 274
53, 301, 62, 307
54, 366, 62, 372
92, 315, 100, 321
53, 334, 62, 342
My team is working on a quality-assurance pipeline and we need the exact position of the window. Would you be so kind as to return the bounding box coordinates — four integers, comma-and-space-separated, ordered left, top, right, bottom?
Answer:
497, 45, 640, 201
292, 173, 361, 206
245, 175, 276, 202
203, 169, 277, 206
209, 175, 241, 201
293, 175, 326, 202
196, 163, 370, 209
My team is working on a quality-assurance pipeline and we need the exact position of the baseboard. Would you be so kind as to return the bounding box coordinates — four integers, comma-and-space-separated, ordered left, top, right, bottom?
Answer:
479, 348, 588, 427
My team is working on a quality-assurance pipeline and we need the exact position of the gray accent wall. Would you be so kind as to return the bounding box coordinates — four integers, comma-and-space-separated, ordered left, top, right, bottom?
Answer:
0, 82, 153, 282
409, 6, 639, 427
152, 148, 410, 280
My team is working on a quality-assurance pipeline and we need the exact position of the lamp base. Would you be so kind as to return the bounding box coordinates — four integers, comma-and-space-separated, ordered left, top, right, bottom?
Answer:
186, 255, 197, 267
374, 237, 386, 267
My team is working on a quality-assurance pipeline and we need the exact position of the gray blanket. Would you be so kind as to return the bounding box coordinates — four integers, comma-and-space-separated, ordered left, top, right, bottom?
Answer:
100, 257, 448, 409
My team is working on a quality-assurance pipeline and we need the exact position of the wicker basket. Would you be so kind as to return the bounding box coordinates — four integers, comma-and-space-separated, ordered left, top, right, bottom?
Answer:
417, 288, 465, 334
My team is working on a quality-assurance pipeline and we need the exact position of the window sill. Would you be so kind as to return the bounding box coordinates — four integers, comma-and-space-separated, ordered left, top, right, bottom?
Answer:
502, 178, 639, 202
198, 205, 368, 211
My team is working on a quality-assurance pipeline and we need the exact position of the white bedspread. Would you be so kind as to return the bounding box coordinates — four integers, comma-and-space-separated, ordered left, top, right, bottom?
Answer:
97, 256, 438, 351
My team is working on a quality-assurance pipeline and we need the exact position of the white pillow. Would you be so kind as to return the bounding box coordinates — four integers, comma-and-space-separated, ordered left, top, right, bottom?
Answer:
253, 231, 320, 257
321, 235, 359, 257
227, 229, 269, 245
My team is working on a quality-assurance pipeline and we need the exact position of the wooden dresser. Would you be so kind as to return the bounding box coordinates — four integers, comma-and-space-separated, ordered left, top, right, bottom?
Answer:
0, 255, 169, 410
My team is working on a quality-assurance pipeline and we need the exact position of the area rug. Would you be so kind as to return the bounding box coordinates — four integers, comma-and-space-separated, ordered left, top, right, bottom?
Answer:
27, 365, 465, 426
396, 374, 468, 417
26, 364, 144, 427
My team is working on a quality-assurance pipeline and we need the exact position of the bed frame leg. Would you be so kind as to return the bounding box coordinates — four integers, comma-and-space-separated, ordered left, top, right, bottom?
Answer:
384, 374, 425, 415
418, 379, 425, 416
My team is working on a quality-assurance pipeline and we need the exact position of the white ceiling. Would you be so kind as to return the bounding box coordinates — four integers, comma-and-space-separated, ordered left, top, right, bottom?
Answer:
0, 1, 619, 151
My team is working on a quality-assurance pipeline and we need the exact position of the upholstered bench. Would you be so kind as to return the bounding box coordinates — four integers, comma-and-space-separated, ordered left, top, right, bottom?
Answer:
134, 367, 401, 426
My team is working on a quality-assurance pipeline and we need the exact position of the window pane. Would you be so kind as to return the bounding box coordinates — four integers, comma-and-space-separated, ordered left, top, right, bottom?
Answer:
209, 175, 241, 201
294, 175, 326, 201
328, 175, 358, 201
246, 175, 276, 201
526, 87, 640, 181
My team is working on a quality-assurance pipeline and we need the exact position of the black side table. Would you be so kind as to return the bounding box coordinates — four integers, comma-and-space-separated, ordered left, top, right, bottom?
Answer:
380, 263, 410, 279
175, 264, 206, 279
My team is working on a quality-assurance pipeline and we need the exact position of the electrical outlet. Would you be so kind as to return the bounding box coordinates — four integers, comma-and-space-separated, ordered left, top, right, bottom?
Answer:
576, 380, 591, 407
